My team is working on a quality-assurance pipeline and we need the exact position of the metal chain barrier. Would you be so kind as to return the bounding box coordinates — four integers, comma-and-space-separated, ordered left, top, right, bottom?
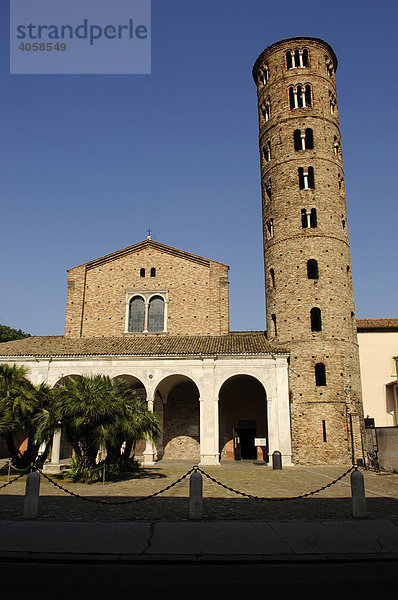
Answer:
38, 466, 197, 505
0, 471, 26, 490
194, 464, 357, 501
29, 464, 357, 505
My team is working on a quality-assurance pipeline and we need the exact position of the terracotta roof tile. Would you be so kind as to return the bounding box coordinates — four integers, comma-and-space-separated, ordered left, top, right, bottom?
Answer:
0, 332, 287, 358
356, 318, 398, 331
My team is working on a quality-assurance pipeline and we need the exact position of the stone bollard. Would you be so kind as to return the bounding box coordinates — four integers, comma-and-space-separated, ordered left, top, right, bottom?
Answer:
351, 468, 366, 518
272, 450, 282, 470
189, 470, 203, 520
23, 471, 40, 519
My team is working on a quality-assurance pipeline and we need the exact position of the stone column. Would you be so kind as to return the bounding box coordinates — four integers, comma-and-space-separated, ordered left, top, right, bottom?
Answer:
268, 357, 293, 466
43, 428, 62, 474
142, 392, 155, 466
199, 395, 220, 466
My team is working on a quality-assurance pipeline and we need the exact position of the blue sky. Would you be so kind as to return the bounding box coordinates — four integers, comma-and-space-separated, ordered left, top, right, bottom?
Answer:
1, 0, 397, 336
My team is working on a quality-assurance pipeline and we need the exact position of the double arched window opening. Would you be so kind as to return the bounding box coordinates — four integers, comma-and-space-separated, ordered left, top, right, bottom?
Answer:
128, 295, 165, 333
299, 167, 315, 190
294, 129, 314, 151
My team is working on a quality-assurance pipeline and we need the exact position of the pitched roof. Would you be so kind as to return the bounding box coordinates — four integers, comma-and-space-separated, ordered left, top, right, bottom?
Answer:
69, 239, 229, 271
356, 318, 398, 332
0, 332, 287, 358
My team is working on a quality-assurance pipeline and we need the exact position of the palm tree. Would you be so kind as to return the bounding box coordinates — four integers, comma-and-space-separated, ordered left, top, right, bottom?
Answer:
53, 375, 119, 471
105, 378, 160, 468
53, 374, 159, 473
0, 364, 55, 469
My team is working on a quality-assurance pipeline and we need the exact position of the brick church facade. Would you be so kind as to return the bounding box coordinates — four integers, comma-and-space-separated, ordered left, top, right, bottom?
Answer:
0, 37, 367, 466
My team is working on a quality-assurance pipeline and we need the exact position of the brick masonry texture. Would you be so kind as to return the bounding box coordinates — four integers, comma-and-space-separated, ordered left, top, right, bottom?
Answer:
64, 240, 229, 338
253, 37, 364, 464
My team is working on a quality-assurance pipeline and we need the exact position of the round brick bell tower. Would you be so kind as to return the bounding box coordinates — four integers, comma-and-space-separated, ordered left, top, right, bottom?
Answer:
252, 37, 364, 464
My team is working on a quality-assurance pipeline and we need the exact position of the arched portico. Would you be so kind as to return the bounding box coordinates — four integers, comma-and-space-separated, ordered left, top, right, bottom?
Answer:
219, 375, 268, 461
155, 374, 200, 461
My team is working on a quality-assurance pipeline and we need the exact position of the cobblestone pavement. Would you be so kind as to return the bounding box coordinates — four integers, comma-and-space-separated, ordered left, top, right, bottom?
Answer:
1, 460, 398, 521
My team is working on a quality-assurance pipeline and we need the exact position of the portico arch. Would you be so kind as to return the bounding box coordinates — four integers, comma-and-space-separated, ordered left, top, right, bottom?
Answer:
219, 375, 268, 461
53, 374, 82, 386
112, 374, 147, 399
155, 374, 200, 461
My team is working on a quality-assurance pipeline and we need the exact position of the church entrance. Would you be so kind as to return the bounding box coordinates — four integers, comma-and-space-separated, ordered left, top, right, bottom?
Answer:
219, 375, 268, 461
233, 421, 258, 460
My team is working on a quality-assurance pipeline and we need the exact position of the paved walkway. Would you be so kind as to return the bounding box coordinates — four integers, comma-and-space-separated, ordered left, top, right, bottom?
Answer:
2, 461, 398, 522
0, 519, 397, 564
1, 461, 398, 563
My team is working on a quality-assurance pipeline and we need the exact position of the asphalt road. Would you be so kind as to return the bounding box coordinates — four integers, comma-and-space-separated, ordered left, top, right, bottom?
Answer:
0, 562, 396, 599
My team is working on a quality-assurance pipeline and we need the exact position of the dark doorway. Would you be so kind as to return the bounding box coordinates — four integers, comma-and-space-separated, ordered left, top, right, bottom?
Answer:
219, 376, 267, 461
238, 421, 257, 459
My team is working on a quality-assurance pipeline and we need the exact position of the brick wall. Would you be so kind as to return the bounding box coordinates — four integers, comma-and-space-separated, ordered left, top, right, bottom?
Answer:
253, 37, 364, 464
64, 240, 229, 337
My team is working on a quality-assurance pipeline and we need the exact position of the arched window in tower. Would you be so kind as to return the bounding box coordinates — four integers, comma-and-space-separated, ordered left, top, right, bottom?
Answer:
263, 141, 271, 163
289, 87, 296, 109
307, 259, 319, 279
326, 57, 334, 76
310, 207, 317, 227
261, 100, 270, 122
305, 128, 314, 149
150, 267, 156, 277
286, 48, 309, 69
301, 208, 317, 228
333, 136, 340, 158
266, 218, 274, 239
140, 268, 145, 278
289, 85, 312, 109
298, 167, 315, 190
147, 296, 165, 332
294, 129, 314, 151
294, 129, 302, 151
304, 85, 312, 107
270, 268, 275, 288
257, 64, 269, 85
329, 92, 336, 115
315, 363, 327, 386
265, 179, 272, 200
271, 313, 277, 336
128, 296, 145, 332
310, 307, 322, 332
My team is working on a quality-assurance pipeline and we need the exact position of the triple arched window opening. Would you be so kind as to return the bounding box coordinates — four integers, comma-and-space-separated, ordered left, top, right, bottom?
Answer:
128, 295, 165, 333
289, 85, 312, 110
286, 49, 309, 69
